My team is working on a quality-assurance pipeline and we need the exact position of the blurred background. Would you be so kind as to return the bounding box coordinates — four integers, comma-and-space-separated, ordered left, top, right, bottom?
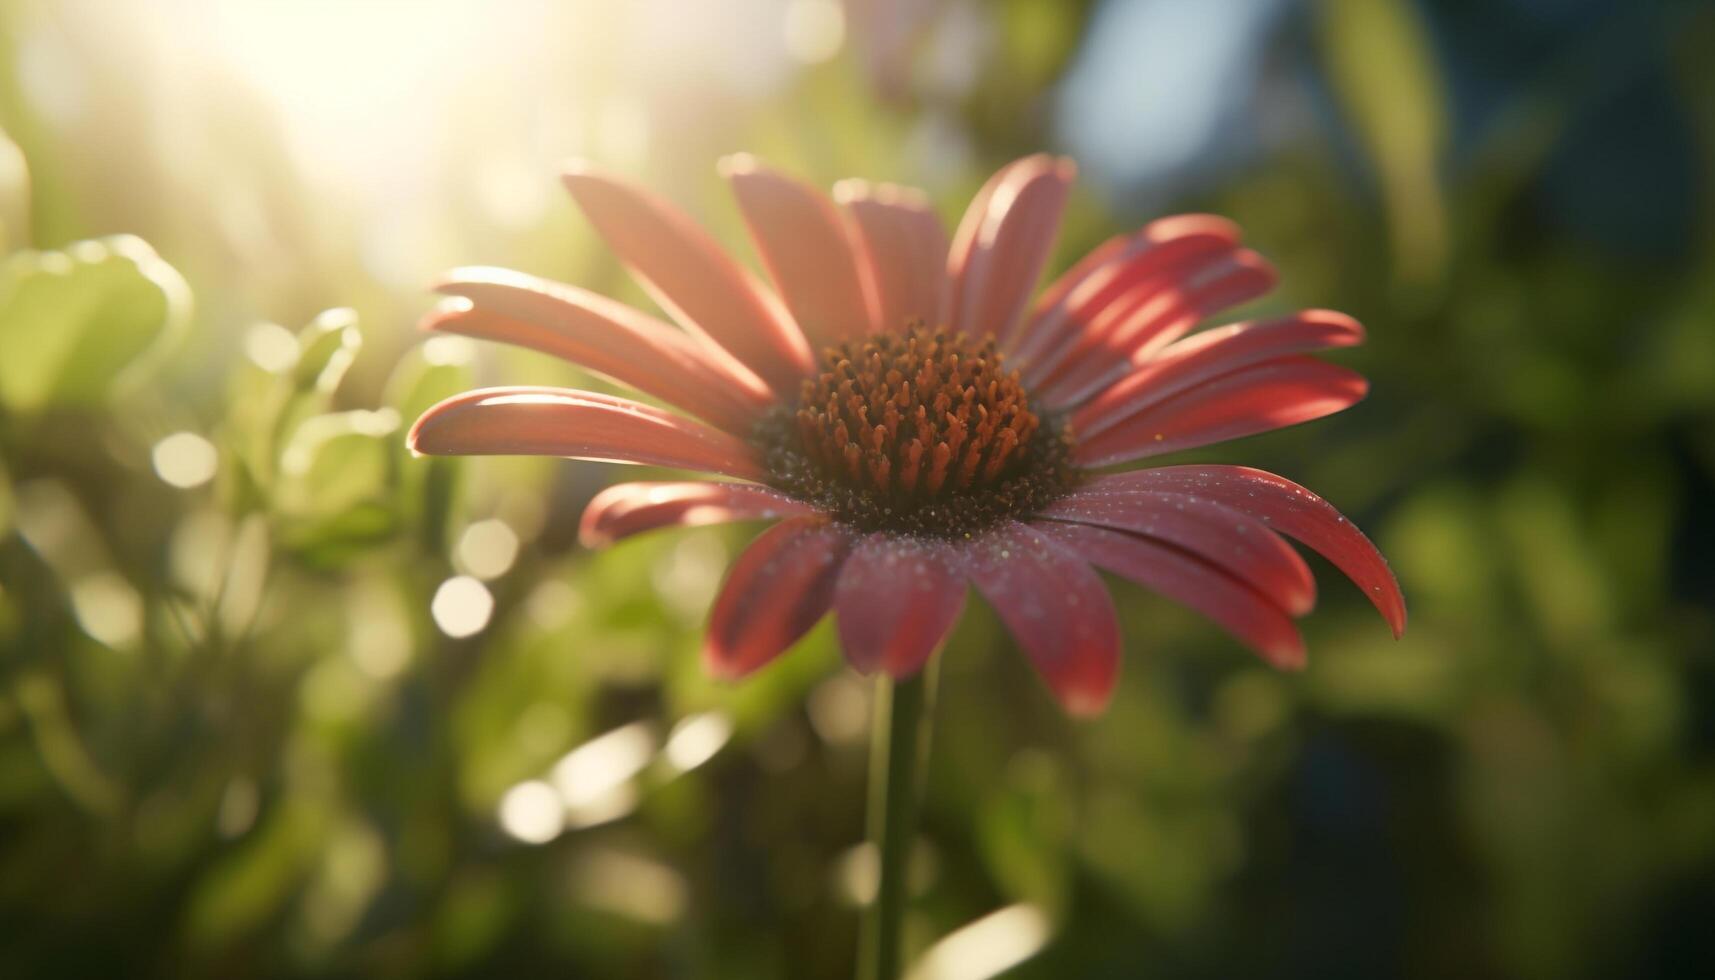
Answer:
1, 0, 1712, 976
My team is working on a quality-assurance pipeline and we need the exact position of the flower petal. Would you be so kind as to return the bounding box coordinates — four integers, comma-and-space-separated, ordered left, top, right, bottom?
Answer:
963, 521, 1121, 715
579, 481, 815, 548
836, 179, 949, 333
947, 155, 1076, 344
1011, 214, 1242, 366
1034, 250, 1278, 408
1072, 310, 1365, 439
723, 155, 875, 347
704, 518, 853, 678
1072, 357, 1369, 467
429, 269, 773, 433
1037, 521, 1305, 669
1087, 466, 1406, 637
409, 387, 766, 480
1042, 487, 1315, 615
561, 163, 814, 392
834, 534, 966, 678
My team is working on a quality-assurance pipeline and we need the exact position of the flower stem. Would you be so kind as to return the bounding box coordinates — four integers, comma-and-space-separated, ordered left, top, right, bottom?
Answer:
859, 668, 932, 980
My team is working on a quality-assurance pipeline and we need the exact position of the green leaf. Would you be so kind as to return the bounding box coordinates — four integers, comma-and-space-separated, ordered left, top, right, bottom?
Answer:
0, 235, 191, 411
384, 341, 474, 431
0, 127, 29, 253
182, 799, 325, 949
276, 409, 403, 565
278, 409, 401, 517
293, 307, 361, 394
1316, 0, 1449, 281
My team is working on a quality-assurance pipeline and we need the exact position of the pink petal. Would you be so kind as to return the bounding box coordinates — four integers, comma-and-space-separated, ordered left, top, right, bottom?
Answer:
1037, 521, 1305, 669
1042, 487, 1315, 615
1011, 214, 1242, 366
963, 521, 1121, 715
834, 534, 966, 678
561, 163, 813, 393
704, 518, 853, 678
836, 180, 949, 333
408, 387, 766, 480
946, 155, 1076, 344
1072, 310, 1365, 439
723, 155, 875, 347
428, 269, 773, 434
1085, 466, 1406, 637
1021, 243, 1264, 389
1034, 250, 1279, 408
1072, 357, 1369, 467
578, 481, 815, 548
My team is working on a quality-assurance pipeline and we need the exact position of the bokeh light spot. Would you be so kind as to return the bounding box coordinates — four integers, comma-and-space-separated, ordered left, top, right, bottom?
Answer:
664, 712, 734, 773
151, 432, 218, 489
431, 575, 493, 638
497, 780, 565, 845
243, 322, 300, 373
783, 0, 845, 64
456, 518, 520, 581
69, 572, 142, 647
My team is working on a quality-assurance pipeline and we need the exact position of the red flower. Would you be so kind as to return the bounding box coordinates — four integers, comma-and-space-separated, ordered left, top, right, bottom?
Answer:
410, 154, 1405, 714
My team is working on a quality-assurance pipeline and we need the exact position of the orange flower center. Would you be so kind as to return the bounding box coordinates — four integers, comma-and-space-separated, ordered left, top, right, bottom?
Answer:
755, 327, 1078, 537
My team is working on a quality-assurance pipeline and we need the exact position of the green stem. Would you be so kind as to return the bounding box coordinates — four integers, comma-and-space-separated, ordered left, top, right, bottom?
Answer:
859, 668, 932, 980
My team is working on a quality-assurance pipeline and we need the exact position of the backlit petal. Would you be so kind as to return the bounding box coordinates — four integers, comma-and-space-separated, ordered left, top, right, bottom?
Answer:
705, 518, 853, 678
724, 155, 875, 346
837, 179, 949, 333
1073, 357, 1368, 467
1086, 466, 1406, 636
963, 521, 1121, 715
834, 534, 966, 677
946, 155, 1076, 344
1073, 310, 1365, 438
1038, 521, 1306, 669
1011, 214, 1242, 366
579, 481, 815, 548
561, 163, 813, 392
1035, 250, 1278, 408
1042, 487, 1315, 615
409, 387, 765, 480
429, 269, 772, 433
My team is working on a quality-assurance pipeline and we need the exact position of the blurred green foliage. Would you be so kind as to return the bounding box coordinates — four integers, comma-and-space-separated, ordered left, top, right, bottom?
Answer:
1, 1, 1713, 979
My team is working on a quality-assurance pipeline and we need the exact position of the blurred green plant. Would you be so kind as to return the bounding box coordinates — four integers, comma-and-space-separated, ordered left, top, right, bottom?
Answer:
0, 2, 1713, 979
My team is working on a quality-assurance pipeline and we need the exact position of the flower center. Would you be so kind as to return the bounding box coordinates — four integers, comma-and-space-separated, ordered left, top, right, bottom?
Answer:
754, 327, 1078, 537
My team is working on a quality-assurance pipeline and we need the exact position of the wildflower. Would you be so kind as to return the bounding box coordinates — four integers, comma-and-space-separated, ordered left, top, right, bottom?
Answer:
410, 154, 1404, 714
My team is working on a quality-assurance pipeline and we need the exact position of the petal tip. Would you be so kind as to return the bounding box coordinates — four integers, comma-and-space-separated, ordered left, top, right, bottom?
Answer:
1061, 685, 1113, 717
717, 152, 762, 178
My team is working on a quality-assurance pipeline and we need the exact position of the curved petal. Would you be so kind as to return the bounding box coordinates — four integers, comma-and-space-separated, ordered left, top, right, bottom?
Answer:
946, 155, 1076, 344
1037, 521, 1305, 669
1035, 250, 1279, 408
963, 521, 1121, 715
1085, 466, 1405, 636
1042, 487, 1315, 615
409, 387, 766, 480
1011, 214, 1242, 366
1072, 357, 1369, 467
428, 270, 773, 433
561, 163, 813, 392
579, 481, 815, 548
1072, 310, 1365, 438
834, 534, 966, 678
723, 155, 874, 347
836, 179, 949, 333
704, 517, 853, 678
